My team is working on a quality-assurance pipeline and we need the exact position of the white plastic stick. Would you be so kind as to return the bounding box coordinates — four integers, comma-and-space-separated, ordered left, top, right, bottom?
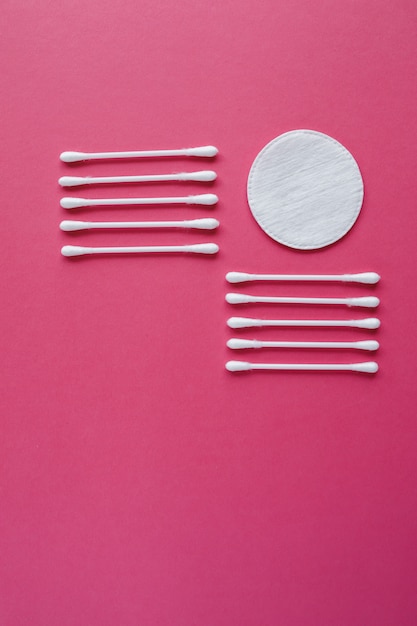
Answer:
227, 338, 379, 351
226, 272, 380, 284
226, 361, 378, 373
227, 317, 381, 329
61, 243, 219, 257
60, 218, 220, 232
60, 194, 218, 209
226, 293, 379, 308
60, 146, 218, 162
59, 171, 217, 186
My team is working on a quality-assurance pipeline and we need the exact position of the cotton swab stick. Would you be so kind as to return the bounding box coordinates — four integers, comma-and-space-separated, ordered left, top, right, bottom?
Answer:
61, 243, 219, 257
60, 146, 218, 162
59, 171, 217, 186
227, 338, 379, 351
226, 293, 380, 308
226, 272, 380, 284
59, 218, 220, 231
227, 317, 381, 329
60, 194, 218, 209
226, 361, 378, 373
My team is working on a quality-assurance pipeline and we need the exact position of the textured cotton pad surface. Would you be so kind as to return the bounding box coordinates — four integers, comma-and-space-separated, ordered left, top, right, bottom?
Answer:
247, 130, 364, 249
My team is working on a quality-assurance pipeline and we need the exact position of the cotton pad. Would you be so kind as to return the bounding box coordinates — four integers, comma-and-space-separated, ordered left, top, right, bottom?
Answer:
247, 130, 364, 250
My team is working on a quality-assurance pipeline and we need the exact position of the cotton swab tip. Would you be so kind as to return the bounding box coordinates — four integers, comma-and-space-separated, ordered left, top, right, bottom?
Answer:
350, 272, 381, 284
188, 218, 219, 230
227, 339, 260, 349
227, 317, 258, 329
226, 272, 251, 283
186, 170, 217, 181
60, 197, 86, 209
60, 220, 89, 231
225, 293, 250, 304
186, 146, 218, 157
61, 245, 88, 257
358, 340, 380, 351
351, 361, 379, 373
225, 361, 252, 372
187, 243, 219, 254
59, 176, 86, 187
356, 318, 381, 329
188, 193, 218, 205
60, 151, 86, 162
349, 296, 380, 308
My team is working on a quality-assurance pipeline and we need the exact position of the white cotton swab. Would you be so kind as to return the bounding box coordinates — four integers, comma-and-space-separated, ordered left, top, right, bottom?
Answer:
61, 243, 219, 257
227, 338, 379, 351
226, 272, 380, 284
227, 317, 381, 329
60, 194, 218, 209
59, 171, 217, 186
226, 293, 380, 308
59, 218, 220, 232
60, 146, 218, 162
226, 361, 378, 373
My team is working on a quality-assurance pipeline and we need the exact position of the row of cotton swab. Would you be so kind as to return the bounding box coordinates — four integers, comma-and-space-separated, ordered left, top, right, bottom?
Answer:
60, 194, 219, 209
224, 271, 381, 373
60, 147, 219, 161
59, 146, 220, 257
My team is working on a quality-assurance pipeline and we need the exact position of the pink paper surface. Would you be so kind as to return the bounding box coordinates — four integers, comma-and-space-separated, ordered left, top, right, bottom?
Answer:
1, 1, 417, 624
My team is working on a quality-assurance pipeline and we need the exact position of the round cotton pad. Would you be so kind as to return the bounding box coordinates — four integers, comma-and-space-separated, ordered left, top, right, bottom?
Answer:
247, 130, 364, 250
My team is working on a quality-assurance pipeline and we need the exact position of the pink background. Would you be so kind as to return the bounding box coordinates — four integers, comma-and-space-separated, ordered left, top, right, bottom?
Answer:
1, 1, 417, 624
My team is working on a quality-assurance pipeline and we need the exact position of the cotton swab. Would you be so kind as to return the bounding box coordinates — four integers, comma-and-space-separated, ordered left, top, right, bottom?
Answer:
61, 243, 219, 257
227, 338, 379, 351
226, 361, 378, 373
59, 171, 217, 186
226, 293, 380, 308
59, 218, 220, 232
60, 194, 218, 209
227, 317, 381, 329
60, 146, 218, 162
226, 272, 380, 284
